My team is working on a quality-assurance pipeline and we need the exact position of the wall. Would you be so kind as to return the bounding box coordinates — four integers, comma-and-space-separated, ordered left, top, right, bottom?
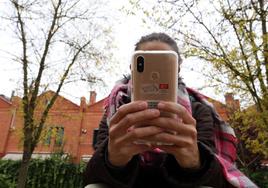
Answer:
0, 91, 237, 163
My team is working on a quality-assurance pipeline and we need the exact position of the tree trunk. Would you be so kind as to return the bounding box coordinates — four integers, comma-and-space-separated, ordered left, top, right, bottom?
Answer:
16, 151, 32, 188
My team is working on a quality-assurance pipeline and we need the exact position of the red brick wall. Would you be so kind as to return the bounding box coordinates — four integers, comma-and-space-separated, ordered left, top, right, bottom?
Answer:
4, 109, 84, 158
78, 100, 105, 162
1, 92, 106, 163
0, 91, 233, 163
0, 98, 14, 156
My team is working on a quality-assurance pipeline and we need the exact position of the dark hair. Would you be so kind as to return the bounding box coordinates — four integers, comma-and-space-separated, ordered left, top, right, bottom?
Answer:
135, 32, 182, 64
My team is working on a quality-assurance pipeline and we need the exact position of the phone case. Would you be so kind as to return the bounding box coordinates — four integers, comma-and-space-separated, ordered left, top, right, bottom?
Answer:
131, 50, 178, 146
131, 50, 178, 105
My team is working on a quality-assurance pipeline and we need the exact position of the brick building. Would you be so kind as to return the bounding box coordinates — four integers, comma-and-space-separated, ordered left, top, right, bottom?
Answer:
0, 91, 238, 163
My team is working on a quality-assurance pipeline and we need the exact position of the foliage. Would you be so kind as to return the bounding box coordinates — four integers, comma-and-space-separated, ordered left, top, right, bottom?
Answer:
231, 108, 268, 158
0, 174, 16, 188
228, 110, 268, 188
240, 167, 268, 188
0, 158, 86, 188
126, 0, 268, 170
1, 157, 267, 188
126, 0, 268, 108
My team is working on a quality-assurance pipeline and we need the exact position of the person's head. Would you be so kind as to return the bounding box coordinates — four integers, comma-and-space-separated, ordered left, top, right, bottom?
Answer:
135, 33, 182, 68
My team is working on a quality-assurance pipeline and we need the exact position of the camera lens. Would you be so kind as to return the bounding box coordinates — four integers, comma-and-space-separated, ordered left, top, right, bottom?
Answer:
137, 56, 144, 72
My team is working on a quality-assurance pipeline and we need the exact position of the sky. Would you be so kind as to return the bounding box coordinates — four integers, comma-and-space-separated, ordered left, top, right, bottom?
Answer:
0, 0, 220, 105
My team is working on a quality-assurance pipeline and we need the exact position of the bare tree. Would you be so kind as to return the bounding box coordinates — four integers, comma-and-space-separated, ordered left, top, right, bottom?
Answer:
1, 0, 115, 187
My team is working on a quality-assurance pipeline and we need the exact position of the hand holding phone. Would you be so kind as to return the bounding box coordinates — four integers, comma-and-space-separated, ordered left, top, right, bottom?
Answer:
131, 50, 178, 145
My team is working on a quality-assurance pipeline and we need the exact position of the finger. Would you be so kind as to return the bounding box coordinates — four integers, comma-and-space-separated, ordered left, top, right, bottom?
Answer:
143, 132, 196, 147
143, 117, 195, 135
123, 142, 152, 156
153, 144, 199, 163
109, 108, 160, 137
110, 101, 148, 126
116, 126, 164, 144
150, 144, 179, 155
158, 101, 196, 125
108, 142, 152, 165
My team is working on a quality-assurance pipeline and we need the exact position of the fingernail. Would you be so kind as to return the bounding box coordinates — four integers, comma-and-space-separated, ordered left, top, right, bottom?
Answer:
152, 109, 160, 116
138, 101, 147, 108
158, 102, 165, 108
148, 109, 157, 115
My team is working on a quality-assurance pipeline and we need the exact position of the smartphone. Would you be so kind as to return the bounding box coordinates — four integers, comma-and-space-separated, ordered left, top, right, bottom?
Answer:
131, 50, 178, 106
131, 50, 178, 145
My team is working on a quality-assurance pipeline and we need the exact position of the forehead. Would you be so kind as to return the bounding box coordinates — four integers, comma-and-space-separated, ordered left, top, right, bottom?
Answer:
137, 41, 174, 51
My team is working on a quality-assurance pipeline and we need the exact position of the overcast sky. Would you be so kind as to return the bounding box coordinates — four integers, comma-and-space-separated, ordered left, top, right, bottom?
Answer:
0, 0, 218, 104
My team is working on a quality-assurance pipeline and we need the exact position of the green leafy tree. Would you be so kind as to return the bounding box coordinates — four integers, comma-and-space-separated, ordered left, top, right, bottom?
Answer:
127, 0, 268, 167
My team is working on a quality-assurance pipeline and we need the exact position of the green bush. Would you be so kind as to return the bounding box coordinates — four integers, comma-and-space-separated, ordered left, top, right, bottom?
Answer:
0, 174, 16, 188
2, 157, 266, 188
0, 158, 86, 188
240, 167, 268, 188
249, 169, 268, 188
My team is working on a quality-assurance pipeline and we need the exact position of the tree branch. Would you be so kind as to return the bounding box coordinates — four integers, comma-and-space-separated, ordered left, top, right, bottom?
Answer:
224, 0, 262, 108
32, 39, 92, 147
28, 0, 62, 124
258, 0, 268, 87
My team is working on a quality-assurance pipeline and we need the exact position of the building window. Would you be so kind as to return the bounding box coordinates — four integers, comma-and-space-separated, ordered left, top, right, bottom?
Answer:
44, 126, 64, 146
44, 99, 51, 107
44, 128, 52, 145
55, 127, 64, 146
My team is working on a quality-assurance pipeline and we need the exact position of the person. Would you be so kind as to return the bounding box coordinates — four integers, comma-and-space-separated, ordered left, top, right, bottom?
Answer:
83, 33, 257, 188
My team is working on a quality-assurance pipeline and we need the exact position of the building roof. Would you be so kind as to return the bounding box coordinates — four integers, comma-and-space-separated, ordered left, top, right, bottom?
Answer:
0, 94, 12, 108
37, 90, 80, 110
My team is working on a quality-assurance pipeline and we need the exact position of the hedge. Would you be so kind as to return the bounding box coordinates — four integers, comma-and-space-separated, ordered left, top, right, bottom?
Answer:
0, 156, 86, 188
0, 157, 267, 188
246, 168, 268, 188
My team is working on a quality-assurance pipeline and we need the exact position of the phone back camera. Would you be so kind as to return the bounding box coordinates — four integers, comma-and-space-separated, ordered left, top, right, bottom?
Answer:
137, 56, 144, 72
